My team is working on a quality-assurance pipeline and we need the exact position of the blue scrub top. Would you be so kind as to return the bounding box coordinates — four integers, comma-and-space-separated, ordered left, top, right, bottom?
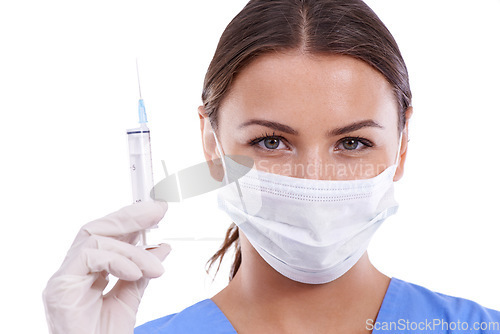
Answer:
135, 277, 500, 333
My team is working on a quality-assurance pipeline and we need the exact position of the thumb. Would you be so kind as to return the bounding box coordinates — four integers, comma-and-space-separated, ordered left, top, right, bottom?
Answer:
83, 201, 169, 238
146, 243, 172, 263
105, 243, 172, 311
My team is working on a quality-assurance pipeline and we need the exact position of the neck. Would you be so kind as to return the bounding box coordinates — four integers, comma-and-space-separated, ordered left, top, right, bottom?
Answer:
212, 232, 391, 332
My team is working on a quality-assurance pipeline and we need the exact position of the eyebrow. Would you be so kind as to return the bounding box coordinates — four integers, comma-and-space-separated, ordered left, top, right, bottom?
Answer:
238, 118, 384, 136
326, 119, 384, 136
238, 119, 299, 135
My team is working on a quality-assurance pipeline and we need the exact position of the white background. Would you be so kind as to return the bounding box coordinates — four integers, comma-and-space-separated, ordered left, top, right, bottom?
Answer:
0, 0, 499, 331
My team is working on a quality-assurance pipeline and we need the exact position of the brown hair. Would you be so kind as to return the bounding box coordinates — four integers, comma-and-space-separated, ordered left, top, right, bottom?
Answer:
203, 0, 412, 281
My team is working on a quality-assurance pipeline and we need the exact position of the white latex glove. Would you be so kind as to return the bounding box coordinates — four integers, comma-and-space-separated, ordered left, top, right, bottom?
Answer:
42, 201, 171, 334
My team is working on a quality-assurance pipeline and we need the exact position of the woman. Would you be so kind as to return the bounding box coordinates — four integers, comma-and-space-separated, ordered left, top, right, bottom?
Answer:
43, 0, 500, 333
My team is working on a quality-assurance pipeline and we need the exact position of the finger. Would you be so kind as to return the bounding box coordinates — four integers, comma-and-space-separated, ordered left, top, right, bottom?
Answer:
147, 243, 172, 262
67, 238, 168, 279
82, 201, 168, 237
103, 244, 172, 314
86, 236, 166, 278
81, 249, 143, 281
104, 277, 150, 315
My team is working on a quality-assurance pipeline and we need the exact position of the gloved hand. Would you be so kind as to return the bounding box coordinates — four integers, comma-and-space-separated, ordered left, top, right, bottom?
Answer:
42, 201, 171, 334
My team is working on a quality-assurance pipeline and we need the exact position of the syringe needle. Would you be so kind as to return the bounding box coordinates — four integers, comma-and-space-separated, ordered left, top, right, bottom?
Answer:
136, 58, 142, 99
136, 58, 147, 124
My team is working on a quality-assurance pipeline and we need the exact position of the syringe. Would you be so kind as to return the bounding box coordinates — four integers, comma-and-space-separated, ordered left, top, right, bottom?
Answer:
126, 60, 156, 247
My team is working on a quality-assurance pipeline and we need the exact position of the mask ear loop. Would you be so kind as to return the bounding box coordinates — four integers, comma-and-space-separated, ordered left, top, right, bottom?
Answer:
394, 132, 404, 168
211, 128, 229, 186
211, 126, 249, 214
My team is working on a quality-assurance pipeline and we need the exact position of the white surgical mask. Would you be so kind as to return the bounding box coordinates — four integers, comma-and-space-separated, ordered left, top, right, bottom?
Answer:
213, 130, 402, 284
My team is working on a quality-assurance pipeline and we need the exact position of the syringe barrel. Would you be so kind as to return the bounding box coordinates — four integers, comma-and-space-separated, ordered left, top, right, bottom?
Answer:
127, 124, 155, 204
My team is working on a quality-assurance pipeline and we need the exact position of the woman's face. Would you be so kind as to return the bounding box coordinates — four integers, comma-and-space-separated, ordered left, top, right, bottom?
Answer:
201, 51, 410, 181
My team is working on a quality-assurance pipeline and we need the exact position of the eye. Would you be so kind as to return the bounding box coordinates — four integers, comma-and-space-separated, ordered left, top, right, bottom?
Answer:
342, 138, 362, 150
248, 132, 288, 151
335, 137, 373, 152
256, 136, 287, 150
261, 137, 283, 149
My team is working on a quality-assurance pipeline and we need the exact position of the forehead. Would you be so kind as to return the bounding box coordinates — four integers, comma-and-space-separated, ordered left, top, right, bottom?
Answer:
219, 51, 398, 132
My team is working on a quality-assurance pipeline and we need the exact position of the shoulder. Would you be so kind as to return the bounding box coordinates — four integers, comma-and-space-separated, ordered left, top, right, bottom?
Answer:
134, 299, 237, 334
374, 277, 500, 333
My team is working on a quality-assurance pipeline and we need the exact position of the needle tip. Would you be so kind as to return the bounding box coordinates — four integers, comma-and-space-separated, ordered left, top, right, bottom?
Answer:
136, 58, 142, 99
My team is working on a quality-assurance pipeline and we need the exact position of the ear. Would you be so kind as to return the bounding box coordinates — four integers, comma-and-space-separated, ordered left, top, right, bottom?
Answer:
198, 106, 225, 182
393, 106, 413, 182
